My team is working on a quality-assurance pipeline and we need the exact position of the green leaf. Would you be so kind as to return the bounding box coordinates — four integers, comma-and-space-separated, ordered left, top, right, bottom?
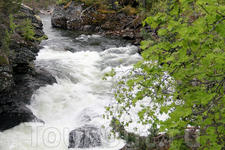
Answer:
216, 23, 225, 38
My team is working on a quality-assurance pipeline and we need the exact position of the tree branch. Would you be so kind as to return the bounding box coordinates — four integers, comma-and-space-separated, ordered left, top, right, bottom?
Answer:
193, 16, 225, 61
79, 5, 93, 22
199, 4, 209, 15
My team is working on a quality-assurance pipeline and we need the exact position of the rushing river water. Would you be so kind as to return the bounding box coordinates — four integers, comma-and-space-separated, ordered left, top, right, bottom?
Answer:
0, 16, 143, 150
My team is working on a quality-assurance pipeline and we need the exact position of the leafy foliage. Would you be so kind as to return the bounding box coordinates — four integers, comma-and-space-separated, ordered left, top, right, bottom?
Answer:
136, 0, 168, 16
20, 18, 36, 41
105, 0, 225, 149
0, 14, 19, 58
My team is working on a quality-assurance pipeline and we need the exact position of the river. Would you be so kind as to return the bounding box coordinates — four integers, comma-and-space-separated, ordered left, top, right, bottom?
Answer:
0, 15, 143, 150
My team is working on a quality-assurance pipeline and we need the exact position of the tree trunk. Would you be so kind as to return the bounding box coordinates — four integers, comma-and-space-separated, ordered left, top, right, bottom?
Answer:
32, 0, 35, 12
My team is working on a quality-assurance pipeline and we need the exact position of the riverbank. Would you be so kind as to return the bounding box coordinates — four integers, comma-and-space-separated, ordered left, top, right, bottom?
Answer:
0, 4, 56, 131
51, 1, 156, 48
23, 0, 156, 49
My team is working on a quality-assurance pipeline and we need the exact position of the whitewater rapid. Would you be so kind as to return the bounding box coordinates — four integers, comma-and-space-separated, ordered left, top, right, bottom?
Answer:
0, 16, 143, 150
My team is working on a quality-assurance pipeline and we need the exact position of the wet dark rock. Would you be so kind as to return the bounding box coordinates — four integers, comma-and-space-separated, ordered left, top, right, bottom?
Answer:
51, 15, 67, 28
83, 25, 93, 31
20, 4, 35, 15
0, 4, 56, 131
67, 19, 82, 30
68, 125, 102, 148
0, 98, 36, 131
122, 31, 135, 40
51, 2, 83, 29
0, 65, 14, 92
101, 21, 114, 30
10, 47, 37, 64
11, 66, 56, 104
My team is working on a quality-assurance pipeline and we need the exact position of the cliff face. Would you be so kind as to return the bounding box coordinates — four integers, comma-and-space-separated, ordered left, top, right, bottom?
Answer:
0, 4, 56, 131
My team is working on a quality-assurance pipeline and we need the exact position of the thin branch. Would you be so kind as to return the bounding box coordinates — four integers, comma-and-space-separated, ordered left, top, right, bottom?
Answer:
187, 41, 193, 55
79, 5, 93, 22
191, 94, 224, 116
211, 79, 225, 93
208, 94, 225, 111
206, 73, 225, 78
193, 17, 225, 61
216, 10, 225, 17
123, 14, 140, 29
199, 4, 209, 15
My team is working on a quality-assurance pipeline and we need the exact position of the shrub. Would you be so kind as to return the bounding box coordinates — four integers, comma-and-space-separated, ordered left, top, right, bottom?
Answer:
20, 18, 36, 41
105, 0, 225, 149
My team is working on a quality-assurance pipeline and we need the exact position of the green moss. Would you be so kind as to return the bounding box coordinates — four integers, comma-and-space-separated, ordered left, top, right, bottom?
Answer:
119, 5, 139, 15
56, 0, 70, 5
97, 9, 116, 14
0, 55, 9, 65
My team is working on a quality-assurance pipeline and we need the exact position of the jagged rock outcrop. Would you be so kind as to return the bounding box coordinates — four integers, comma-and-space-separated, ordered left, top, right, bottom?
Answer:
0, 4, 56, 131
68, 125, 102, 148
51, 2, 144, 45
0, 64, 14, 92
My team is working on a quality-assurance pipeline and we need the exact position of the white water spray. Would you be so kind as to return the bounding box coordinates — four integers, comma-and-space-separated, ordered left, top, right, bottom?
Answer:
0, 27, 142, 150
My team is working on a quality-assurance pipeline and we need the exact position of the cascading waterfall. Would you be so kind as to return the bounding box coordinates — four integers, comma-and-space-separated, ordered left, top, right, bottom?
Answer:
0, 15, 143, 150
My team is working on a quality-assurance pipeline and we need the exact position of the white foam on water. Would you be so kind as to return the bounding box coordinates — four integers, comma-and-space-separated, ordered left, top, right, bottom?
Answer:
0, 42, 143, 150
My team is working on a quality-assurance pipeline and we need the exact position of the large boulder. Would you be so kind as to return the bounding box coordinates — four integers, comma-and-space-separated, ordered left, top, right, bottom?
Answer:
51, 6, 67, 28
122, 30, 135, 40
68, 125, 102, 148
51, 1, 83, 29
0, 98, 36, 131
0, 65, 56, 131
